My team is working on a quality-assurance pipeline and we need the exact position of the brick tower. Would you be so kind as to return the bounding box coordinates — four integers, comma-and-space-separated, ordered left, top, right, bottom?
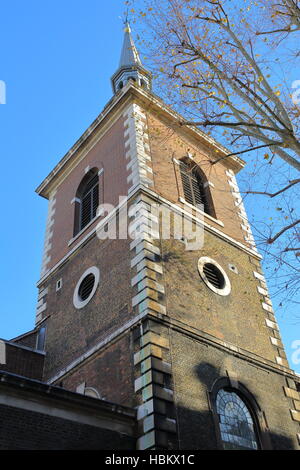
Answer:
33, 24, 300, 450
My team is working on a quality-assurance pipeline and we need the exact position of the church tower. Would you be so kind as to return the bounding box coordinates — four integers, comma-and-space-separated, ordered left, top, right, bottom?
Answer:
34, 25, 300, 450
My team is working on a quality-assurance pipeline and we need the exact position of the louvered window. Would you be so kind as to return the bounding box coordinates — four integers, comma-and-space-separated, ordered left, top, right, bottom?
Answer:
78, 273, 95, 301
179, 161, 210, 213
80, 174, 99, 231
203, 263, 225, 289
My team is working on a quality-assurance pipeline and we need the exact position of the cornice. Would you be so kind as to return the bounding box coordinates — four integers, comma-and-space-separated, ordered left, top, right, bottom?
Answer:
35, 82, 245, 200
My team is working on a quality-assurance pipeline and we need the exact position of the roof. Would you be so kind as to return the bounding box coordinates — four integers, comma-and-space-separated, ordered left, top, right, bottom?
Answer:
35, 82, 245, 199
119, 23, 142, 68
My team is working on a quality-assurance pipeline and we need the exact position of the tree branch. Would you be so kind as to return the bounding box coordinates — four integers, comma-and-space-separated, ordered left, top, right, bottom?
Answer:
267, 219, 300, 244
244, 179, 300, 198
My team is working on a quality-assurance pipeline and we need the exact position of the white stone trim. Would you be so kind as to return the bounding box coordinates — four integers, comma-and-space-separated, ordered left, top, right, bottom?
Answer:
137, 278, 165, 294
38, 287, 48, 301
179, 197, 224, 227
37, 188, 262, 289
73, 266, 100, 309
36, 287, 49, 324
68, 213, 100, 246
253, 271, 265, 282
276, 356, 286, 366
203, 181, 215, 189
123, 103, 154, 195
76, 382, 86, 394
270, 337, 281, 347
71, 197, 81, 205
135, 241, 160, 256
265, 318, 279, 330
0, 390, 132, 434
36, 82, 244, 199
36, 303, 47, 316
0, 341, 6, 365
198, 257, 231, 296
226, 172, 258, 253
84, 387, 101, 399
257, 285, 268, 296
40, 193, 56, 277
262, 302, 274, 313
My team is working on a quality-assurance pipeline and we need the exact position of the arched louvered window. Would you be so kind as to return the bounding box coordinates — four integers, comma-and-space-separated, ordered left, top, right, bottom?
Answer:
179, 160, 212, 215
216, 389, 259, 450
74, 169, 99, 235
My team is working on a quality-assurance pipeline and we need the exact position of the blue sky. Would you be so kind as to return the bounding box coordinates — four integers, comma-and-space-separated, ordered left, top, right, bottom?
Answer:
0, 0, 299, 373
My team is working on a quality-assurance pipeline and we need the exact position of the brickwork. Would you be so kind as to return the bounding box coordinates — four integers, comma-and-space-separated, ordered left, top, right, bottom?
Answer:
11, 329, 38, 350
0, 343, 44, 380
41, 234, 133, 380
146, 112, 251, 249
160, 230, 281, 362
57, 334, 135, 407
22, 83, 299, 450
0, 405, 135, 450
40, 115, 128, 276
0, 371, 136, 450
133, 319, 177, 450
169, 329, 300, 450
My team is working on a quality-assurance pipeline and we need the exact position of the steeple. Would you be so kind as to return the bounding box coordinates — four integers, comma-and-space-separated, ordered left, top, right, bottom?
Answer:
111, 23, 152, 94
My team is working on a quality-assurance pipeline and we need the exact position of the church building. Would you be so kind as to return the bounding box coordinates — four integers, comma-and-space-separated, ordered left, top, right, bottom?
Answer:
0, 24, 300, 450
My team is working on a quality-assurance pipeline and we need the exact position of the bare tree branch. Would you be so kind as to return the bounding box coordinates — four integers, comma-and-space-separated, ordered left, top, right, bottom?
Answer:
267, 219, 300, 244
244, 179, 300, 198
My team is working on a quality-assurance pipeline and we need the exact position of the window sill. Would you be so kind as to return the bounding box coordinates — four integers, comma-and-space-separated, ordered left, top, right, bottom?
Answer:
179, 197, 224, 227
68, 215, 99, 247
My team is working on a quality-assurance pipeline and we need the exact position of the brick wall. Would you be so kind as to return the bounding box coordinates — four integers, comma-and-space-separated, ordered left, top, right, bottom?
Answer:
147, 112, 248, 246
0, 343, 44, 380
43, 114, 128, 274
11, 330, 38, 349
160, 233, 277, 362
42, 234, 133, 381
0, 405, 135, 450
59, 334, 135, 407
170, 329, 299, 450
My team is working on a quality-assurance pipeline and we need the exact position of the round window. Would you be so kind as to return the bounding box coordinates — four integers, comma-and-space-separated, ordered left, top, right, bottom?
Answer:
198, 257, 231, 296
79, 274, 95, 301
73, 266, 100, 309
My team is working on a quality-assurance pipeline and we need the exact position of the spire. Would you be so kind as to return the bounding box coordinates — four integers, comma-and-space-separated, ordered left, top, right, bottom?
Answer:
119, 23, 142, 68
111, 23, 152, 94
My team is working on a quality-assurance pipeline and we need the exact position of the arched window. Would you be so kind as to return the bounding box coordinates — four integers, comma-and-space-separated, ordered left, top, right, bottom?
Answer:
74, 169, 99, 235
179, 160, 213, 215
216, 388, 259, 450
84, 387, 101, 399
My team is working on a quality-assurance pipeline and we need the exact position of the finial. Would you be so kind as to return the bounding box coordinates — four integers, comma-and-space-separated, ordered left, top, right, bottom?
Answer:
111, 18, 152, 94
124, 22, 131, 33
123, 9, 131, 32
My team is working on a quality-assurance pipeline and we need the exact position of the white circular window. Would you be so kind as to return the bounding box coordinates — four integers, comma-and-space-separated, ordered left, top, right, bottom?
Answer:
73, 266, 100, 309
198, 257, 231, 296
